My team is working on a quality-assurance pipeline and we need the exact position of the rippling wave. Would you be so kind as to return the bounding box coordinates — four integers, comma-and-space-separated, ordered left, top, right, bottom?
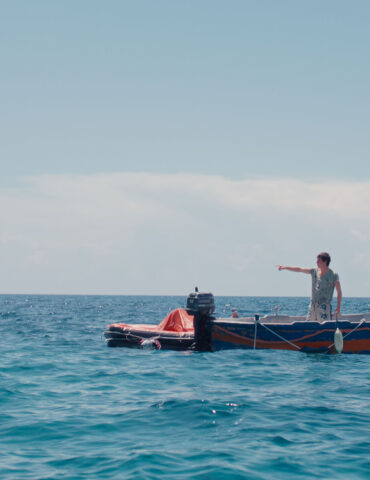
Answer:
1, 295, 370, 479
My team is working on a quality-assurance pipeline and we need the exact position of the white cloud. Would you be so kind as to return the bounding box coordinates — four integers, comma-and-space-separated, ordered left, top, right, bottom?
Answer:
349, 228, 370, 242
1, 173, 370, 295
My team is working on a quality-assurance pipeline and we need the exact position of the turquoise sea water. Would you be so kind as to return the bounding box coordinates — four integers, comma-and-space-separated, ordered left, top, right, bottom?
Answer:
1, 294, 370, 480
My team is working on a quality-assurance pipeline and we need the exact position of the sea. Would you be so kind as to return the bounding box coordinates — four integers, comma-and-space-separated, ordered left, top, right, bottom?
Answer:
1, 294, 370, 480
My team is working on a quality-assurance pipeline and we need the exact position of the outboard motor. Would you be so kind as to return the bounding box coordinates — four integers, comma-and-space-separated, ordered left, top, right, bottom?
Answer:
186, 289, 215, 351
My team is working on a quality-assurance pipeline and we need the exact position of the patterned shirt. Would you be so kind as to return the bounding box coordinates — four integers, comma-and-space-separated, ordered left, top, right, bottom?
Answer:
310, 268, 339, 305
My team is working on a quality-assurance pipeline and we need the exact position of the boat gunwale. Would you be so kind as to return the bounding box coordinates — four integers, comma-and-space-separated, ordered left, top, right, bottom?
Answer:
213, 313, 370, 326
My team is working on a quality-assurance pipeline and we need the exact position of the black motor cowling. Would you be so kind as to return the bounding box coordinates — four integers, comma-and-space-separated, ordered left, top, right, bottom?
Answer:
186, 291, 215, 316
186, 290, 215, 351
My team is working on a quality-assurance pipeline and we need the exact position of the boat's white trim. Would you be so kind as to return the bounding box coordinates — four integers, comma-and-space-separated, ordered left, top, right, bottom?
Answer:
214, 312, 370, 325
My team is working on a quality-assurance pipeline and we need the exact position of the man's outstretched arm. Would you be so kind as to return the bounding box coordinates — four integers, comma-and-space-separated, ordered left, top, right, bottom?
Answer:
277, 266, 311, 274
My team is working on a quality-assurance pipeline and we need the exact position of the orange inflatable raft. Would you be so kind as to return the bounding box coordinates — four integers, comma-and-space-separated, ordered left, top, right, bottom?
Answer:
104, 308, 194, 350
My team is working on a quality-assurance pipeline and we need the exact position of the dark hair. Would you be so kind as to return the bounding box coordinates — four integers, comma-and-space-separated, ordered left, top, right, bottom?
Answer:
317, 252, 331, 266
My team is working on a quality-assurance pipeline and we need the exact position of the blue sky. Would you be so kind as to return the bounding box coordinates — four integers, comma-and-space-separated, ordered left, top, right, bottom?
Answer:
1, 1, 370, 297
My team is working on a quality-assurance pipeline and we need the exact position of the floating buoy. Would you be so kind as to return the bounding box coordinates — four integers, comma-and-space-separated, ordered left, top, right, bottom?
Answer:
231, 308, 239, 318
334, 327, 343, 354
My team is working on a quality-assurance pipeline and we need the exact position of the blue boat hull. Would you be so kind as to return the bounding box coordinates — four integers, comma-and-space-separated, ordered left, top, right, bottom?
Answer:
211, 318, 370, 354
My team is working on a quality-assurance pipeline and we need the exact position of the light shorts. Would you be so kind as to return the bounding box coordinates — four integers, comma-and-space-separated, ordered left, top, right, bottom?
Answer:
307, 302, 332, 323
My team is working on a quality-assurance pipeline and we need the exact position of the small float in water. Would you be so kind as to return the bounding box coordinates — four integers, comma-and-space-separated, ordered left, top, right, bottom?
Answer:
104, 290, 370, 354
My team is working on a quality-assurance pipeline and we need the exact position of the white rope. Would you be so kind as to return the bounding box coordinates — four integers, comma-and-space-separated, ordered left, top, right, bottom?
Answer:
105, 329, 192, 345
342, 318, 366, 339
104, 330, 144, 342
258, 322, 302, 350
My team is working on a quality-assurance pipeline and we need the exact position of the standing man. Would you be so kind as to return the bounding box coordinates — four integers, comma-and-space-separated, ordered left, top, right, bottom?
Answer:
277, 252, 342, 322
